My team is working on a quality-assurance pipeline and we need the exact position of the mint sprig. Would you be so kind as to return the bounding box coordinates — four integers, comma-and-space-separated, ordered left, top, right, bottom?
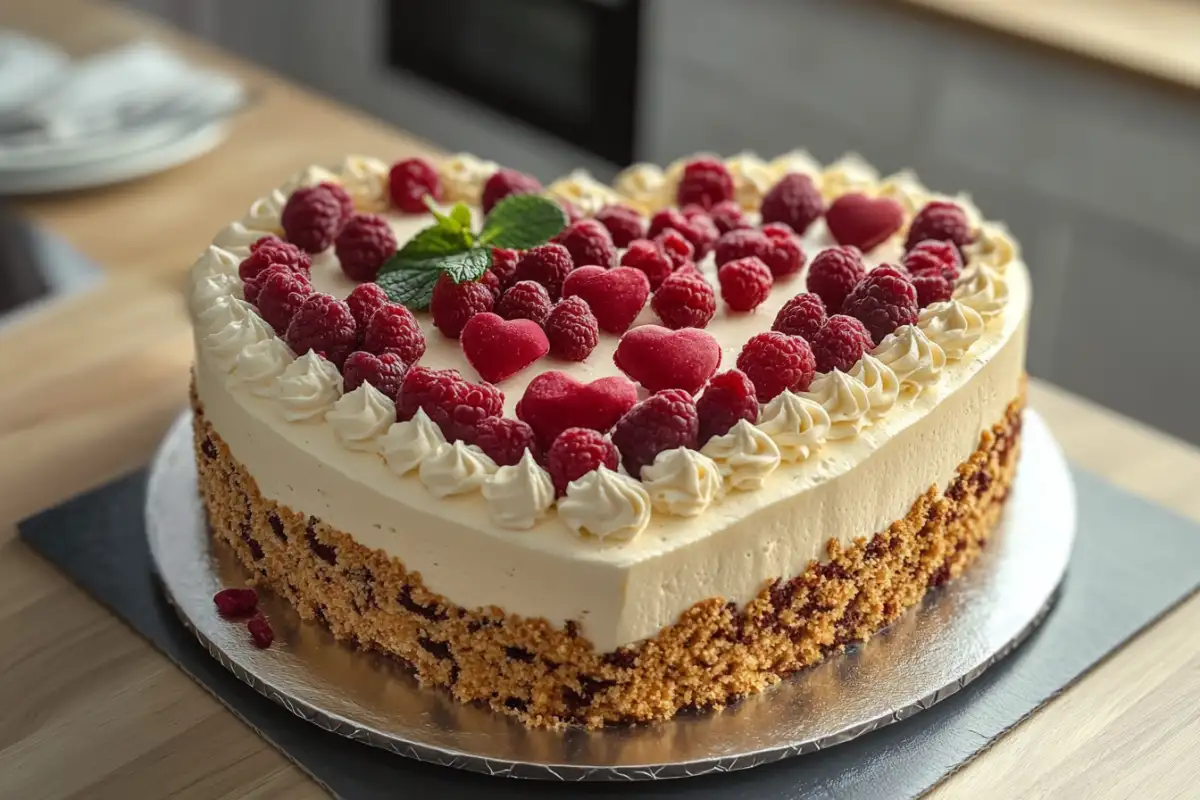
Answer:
478, 194, 568, 249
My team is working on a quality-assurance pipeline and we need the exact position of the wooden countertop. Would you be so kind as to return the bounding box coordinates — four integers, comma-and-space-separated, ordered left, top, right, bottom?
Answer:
1, 3, 1198, 798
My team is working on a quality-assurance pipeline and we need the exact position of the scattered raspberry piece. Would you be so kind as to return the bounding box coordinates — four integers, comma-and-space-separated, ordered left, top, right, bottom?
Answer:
620, 239, 674, 290
843, 266, 919, 345
255, 266, 314, 333
651, 271, 717, 329
388, 157, 442, 213
342, 350, 407, 399
653, 229, 696, 271
760, 172, 825, 235
490, 247, 521, 290
714, 228, 771, 269
320, 181, 355, 226
594, 204, 646, 248
281, 185, 344, 253
760, 224, 806, 278
344, 282, 389, 331
905, 200, 975, 255
772, 292, 826, 341
496, 280, 553, 326
481, 168, 543, 215
478, 268, 501, 299
903, 239, 963, 281
610, 390, 700, 479
545, 296, 599, 361
397, 366, 503, 442
696, 369, 758, 445
474, 416, 540, 467
912, 273, 953, 308
362, 302, 427, 365
430, 273, 494, 338
718, 256, 773, 312
248, 613, 274, 649
676, 158, 734, 210
213, 587, 258, 618
511, 243, 574, 300
709, 200, 751, 235
285, 293, 358, 366
335, 213, 398, 282
546, 427, 619, 496
556, 219, 616, 268
806, 246, 866, 313
736, 331, 817, 401
811, 314, 873, 373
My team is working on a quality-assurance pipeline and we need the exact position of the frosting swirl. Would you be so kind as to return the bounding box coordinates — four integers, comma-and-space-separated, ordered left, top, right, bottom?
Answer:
189, 271, 242, 317
871, 325, 945, 396
641, 447, 723, 517
953, 263, 1009, 320
439, 153, 499, 204
878, 169, 931, 214
801, 370, 872, 440
378, 408, 445, 475
197, 295, 251, 336
725, 151, 775, 209
277, 351, 343, 422
767, 148, 822, 181
189, 245, 240, 283
241, 188, 287, 234
482, 451, 555, 530
558, 467, 651, 543
820, 152, 879, 199
204, 304, 273, 372
546, 169, 624, 216
613, 162, 667, 212
848, 355, 900, 418
757, 390, 831, 462
338, 155, 390, 211
230, 337, 294, 397
326, 383, 396, 451
967, 223, 1018, 271
918, 301, 985, 360
212, 221, 274, 257
700, 419, 781, 491
278, 164, 339, 196
419, 441, 498, 498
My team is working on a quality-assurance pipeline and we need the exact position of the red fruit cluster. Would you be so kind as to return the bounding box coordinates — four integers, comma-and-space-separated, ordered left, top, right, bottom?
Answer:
285, 293, 358, 367
474, 416, 540, 467
610, 389, 700, 478
905, 201, 975, 255
842, 266, 919, 345
811, 314, 873, 373
362, 302, 427, 365
545, 296, 600, 361
772, 292, 827, 341
709, 200, 751, 235
760, 172, 824, 235
342, 350, 408, 399
556, 219, 616, 268
595, 204, 647, 248
806, 246, 865, 313
648, 208, 717, 259
903, 239, 962, 282
255, 266, 313, 333
335, 213, 398, 282
714, 225, 805, 278
651, 271, 717, 330
430, 273, 494, 338
282, 184, 348, 253
397, 365, 503, 443
736, 331, 816, 402
240, 237, 311, 303
512, 243, 574, 300
696, 369, 758, 445
654, 228, 696, 270
344, 282, 389, 331
388, 157, 442, 213
718, 256, 773, 312
489, 247, 521, 290
496, 280, 554, 326
621, 239, 675, 290
546, 427, 619, 496
675, 158, 735, 210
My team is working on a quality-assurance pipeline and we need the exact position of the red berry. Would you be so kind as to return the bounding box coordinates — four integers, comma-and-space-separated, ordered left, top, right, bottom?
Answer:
696, 369, 758, 445
825, 193, 905, 252
760, 225, 805, 278
714, 228, 771, 269
461, 313, 549, 383
905, 201, 975, 255
676, 158, 734, 210
842, 266, 919, 345
648, 208, 689, 239
516, 372, 639, 447
811, 314, 873, 373
610, 390, 699, 479
474, 416, 540, 467
557, 198, 584, 224
282, 185, 344, 253
397, 366, 503, 442
362, 302, 427, 365
240, 237, 312, 285
653, 229, 695, 270
912, 273, 953, 308
709, 200, 751, 235
388, 157, 442, 213
772, 292, 827, 341
320, 182, 355, 226
512, 243, 574, 300
718, 256, 773, 312
806, 246, 866, 313
482, 168, 543, 215
680, 211, 719, 259
903, 239, 963, 281
285, 293, 358, 367
254, 266, 314, 333
620, 239, 674, 290
545, 296, 599, 361
556, 219, 616, 268
561, 266, 650, 335
342, 350, 407, 399
248, 613, 274, 649
594, 204, 646, 248
430, 273, 494, 339
490, 247, 521, 290
760, 173, 825, 235
496, 280, 553, 326
736, 331, 817, 401
478, 268, 501, 300
651, 271, 717, 329
344, 282, 389, 331
546, 427, 619, 496
213, 587, 258, 618
335, 213, 398, 282
648, 208, 716, 259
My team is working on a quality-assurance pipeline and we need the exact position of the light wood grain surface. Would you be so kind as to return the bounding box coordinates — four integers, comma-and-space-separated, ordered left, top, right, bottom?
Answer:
1, 3, 1198, 798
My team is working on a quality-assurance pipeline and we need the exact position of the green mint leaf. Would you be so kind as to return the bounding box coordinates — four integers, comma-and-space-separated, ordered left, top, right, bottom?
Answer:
378, 224, 471, 275
478, 194, 567, 249
374, 248, 492, 309
375, 267, 442, 310
440, 246, 492, 283
450, 203, 473, 231
425, 196, 474, 235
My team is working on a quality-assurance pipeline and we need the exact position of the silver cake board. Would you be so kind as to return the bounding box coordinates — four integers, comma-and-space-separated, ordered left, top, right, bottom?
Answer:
18, 412, 1200, 798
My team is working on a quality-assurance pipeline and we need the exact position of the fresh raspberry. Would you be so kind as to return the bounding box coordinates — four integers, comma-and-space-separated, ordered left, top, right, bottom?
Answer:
648, 208, 716, 259
388, 157, 442, 213
912, 273, 953, 308
648, 208, 689, 240
772, 292, 827, 341
903, 239, 963, 281
238, 239, 311, 298
397, 366, 503, 442
653, 229, 695, 270
320, 181, 356, 226
557, 198, 584, 225
496, 280, 553, 326
905, 201, 975, 255
714, 228, 771, 269
806, 246, 866, 313
490, 247, 520, 290
736, 331, 816, 401
620, 239, 674, 290
696, 369, 758, 445
285, 293, 358, 366
842, 266, 919, 345
247, 613, 274, 649
651, 271, 717, 329
610, 390, 700, 479
474, 416, 540, 467
254, 266, 314, 333
335, 213, 398, 282
556, 219, 615, 268
481, 168, 543, 215
561, 266, 649, 335
430, 273, 494, 338
760, 173, 825, 235
511, 243, 574, 300
709, 200, 751, 235
594, 204, 646, 248
344, 282, 389, 331
281, 185, 344, 253
362, 302, 427, 364
478, 268, 501, 299
811, 314, 873, 373
342, 350, 408, 399
213, 587, 258, 618
718, 256, 773, 312
243, 253, 309, 305
545, 296, 599, 361
546, 427, 619, 496
249, 235, 281, 253
676, 158, 734, 210
760, 223, 806, 278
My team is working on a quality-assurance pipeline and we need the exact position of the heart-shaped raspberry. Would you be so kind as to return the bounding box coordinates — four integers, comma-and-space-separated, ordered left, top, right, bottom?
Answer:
461, 312, 549, 383
825, 193, 904, 252
516, 371, 639, 447
613, 325, 721, 395
561, 266, 650, 334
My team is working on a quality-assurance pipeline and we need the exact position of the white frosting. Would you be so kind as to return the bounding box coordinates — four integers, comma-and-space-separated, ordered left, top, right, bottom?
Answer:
276, 351, 343, 422
189, 271, 243, 317
439, 153, 499, 204
849, 355, 900, 418
241, 188, 287, 234
230, 337, 294, 398
613, 163, 667, 211
378, 408, 445, 476
189, 245, 241, 282
801, 370, 872, 440
641, 448, 724, 517
482, 451, 556, 530
878, 169, 932, 214
954, 263, 1009, 320
968, 222, 1019, 272
212, 220, 274, 257
871, 325, 945, 396
197, 295, 249, 336
558, 467, 652, 543
757, 391, 831, 462
725, 151, 775, 209
700, 420, 782, 491
767, 148, 822, 181
546, 169, 624, 216
327, 384, 396, 452
202, 302, 273, 372
278, 164, 339, 196
918, 300, 986, 360
820, 152, 880, 199
338, 155, 390, 211
419, 441, 498, 498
